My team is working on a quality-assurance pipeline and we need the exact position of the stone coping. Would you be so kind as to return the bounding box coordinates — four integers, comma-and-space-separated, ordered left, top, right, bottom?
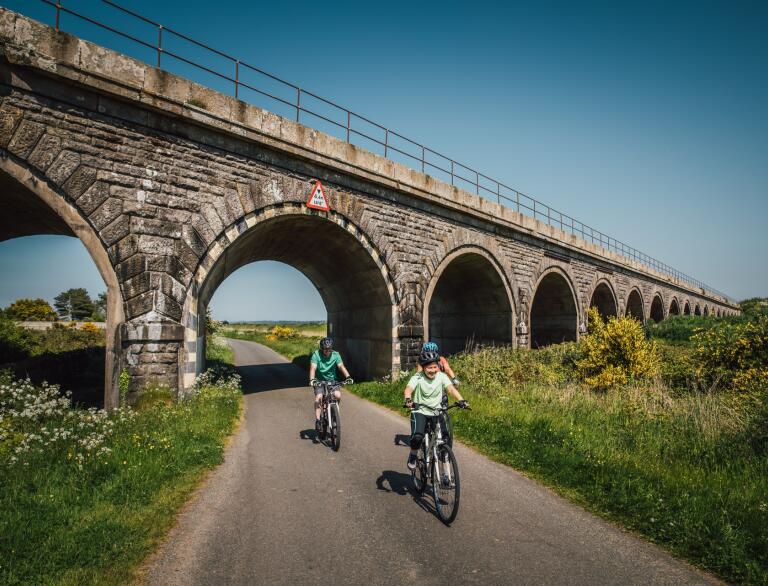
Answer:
0, 7, 736, 308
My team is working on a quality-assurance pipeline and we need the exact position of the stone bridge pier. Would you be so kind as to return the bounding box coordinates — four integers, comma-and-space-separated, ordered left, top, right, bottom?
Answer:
0, 9, 739, 406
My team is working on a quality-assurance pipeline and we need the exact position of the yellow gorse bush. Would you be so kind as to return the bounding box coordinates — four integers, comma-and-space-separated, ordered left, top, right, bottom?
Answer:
576, 307, 659, 390
265, 325, 300, 341
691, 315, 768, 392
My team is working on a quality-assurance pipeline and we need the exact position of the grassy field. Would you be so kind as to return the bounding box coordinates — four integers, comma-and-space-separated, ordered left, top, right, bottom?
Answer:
222, 321, 326, 338
222, 325, 320, 369
0, 338, 242, 585
249, 319, 767, 584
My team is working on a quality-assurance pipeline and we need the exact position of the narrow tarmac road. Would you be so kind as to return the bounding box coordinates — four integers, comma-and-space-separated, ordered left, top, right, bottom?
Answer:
143, 339, 719, 585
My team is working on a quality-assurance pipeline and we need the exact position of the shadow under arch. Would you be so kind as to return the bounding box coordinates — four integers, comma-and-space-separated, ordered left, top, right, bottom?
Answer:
669, 297, 681, 316
529, 267, 579, 348
625, 287, 645, 322
423, 246, 514, 356
0, 157, 125, 408
589, 280, 618, 319
182, 206, 397, 390
684, 301, 691, 315
694, 304, 702, 316
650, 293, 665, 323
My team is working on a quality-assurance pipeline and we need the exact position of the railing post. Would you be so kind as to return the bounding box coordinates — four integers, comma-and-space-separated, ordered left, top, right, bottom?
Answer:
346, 111, 350, 143
476, 171, 479, 195
296, 88, 301, 122
55, 0, 61, 32
384, 129, 388, 158
496, 182, 500, 204
421, 146, 425, 173
450, 160, 454, 186
157, 25, 163, 68
234, 60, 239, 99
516, 191, 520, 213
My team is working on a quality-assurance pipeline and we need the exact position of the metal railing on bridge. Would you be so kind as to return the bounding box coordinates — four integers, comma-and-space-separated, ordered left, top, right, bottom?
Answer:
32, 0, 735, 304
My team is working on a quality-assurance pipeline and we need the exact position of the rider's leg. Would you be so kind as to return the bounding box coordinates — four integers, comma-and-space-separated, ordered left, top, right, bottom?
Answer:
314, 390, 323, 423
333, 389, 341, 403
408, 413, 427, 469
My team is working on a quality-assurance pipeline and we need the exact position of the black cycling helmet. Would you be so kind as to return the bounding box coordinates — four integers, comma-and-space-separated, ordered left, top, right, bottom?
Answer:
319, 337, 334, 350
418, 349, 440, 366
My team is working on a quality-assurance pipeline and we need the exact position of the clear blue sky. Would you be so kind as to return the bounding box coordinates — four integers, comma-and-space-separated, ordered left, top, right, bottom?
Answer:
1, 0, 766, 320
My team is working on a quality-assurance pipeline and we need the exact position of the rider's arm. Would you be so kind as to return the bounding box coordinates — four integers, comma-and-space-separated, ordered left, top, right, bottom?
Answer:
403, 384, 415, 403
446, 383, 464, 403
443, 362, 456, 379
338, 361, 351, 379
308, 362, 317, 385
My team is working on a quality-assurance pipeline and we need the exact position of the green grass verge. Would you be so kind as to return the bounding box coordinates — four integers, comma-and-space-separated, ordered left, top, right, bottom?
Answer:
0, 339, 242, 585
209, 333, 768, 583
350, 372, 767, 584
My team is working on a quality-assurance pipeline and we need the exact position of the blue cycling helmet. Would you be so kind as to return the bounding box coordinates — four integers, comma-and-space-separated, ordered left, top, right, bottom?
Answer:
422, 341, 439, 353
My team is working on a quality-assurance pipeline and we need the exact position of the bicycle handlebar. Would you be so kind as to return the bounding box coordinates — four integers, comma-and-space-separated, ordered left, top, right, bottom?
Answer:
408, 402, 471, 412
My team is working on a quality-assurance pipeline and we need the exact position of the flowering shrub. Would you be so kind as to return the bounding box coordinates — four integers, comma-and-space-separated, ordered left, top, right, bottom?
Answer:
80, 321, 102, 334
266, 325, 300, 341
0, 371, 134, 468
691, 315, 768, 392
576, 308, 659, 390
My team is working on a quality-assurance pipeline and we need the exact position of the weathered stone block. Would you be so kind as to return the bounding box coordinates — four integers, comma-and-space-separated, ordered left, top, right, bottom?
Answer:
62, 164, 97, 198
0, 104, 23, 147
7, 119, 45, 158
27, 133, 61, 171
45, 149, 80, 185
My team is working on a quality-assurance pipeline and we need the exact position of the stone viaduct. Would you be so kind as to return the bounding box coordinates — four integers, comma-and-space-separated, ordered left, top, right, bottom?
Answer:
0, 9, 739, 407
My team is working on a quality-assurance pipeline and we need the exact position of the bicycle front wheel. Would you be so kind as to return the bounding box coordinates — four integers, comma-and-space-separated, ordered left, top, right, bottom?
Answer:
329, 403, 341, 451
432, 444, 460, 524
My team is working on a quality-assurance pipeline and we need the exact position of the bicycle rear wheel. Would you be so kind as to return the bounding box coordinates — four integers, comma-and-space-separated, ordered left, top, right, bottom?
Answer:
329, 403, 341, 451
432, 444, 460, 524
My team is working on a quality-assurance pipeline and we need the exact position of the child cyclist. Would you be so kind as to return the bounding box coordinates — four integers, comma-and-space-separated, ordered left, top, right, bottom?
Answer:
416, 341, 459, 386
309, 337, 352, 435
403, 349, 469, 470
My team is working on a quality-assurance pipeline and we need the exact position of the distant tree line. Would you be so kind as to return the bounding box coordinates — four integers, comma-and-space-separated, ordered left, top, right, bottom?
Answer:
1, 289, 107, 322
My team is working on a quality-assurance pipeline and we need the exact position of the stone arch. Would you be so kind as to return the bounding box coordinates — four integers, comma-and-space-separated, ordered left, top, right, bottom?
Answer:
694, 303, 702, 316
669, 297, 681, 316
649, 292, 665, 323
423, 245, 515, 356
716, 308, 721, 317
683, 300, 691, 315
589, 279, 618, 319
703, 305, 710, 316
625, 287, 645, 322
529, 266, 579, 348
0, 157, 125, 408
181, 204, 398, 390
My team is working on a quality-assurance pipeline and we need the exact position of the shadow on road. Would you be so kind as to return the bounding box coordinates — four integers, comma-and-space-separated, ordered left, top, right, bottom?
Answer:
299, 428, 318, 443
375, 470, 435, 515
236, 362, 307, 394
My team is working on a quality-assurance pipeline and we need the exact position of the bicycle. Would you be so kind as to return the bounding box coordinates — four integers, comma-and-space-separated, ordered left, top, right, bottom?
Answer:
313, 380, 349, 451
408, 401, 469, 524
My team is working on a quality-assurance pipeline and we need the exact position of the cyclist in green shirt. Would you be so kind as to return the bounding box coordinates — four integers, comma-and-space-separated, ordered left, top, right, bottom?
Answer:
404, 349, 468, 470
309, 337, 352, 434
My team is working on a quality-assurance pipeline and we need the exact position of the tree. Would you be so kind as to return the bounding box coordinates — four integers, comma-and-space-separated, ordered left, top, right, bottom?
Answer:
54, 288, 95, 321
3, 298, 57, 321
91, 292, 107, 321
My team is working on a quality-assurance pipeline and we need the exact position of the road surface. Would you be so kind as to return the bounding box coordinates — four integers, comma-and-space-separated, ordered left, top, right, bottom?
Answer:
143, 338, 718, 585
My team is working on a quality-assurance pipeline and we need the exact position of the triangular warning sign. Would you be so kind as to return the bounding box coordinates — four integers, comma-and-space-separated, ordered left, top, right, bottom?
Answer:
306, 180, 330, 211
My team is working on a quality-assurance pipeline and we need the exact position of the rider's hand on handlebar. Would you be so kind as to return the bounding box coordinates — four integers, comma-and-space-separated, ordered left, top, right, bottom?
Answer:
451, 377, 460, 386
310, 378, 318, 387
457, 399, 470, 409
343, 377, 354, 385
404, 397, 413, 409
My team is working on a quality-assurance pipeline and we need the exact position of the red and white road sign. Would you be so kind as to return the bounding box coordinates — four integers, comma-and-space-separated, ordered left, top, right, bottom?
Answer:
306, 180, 330, 211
